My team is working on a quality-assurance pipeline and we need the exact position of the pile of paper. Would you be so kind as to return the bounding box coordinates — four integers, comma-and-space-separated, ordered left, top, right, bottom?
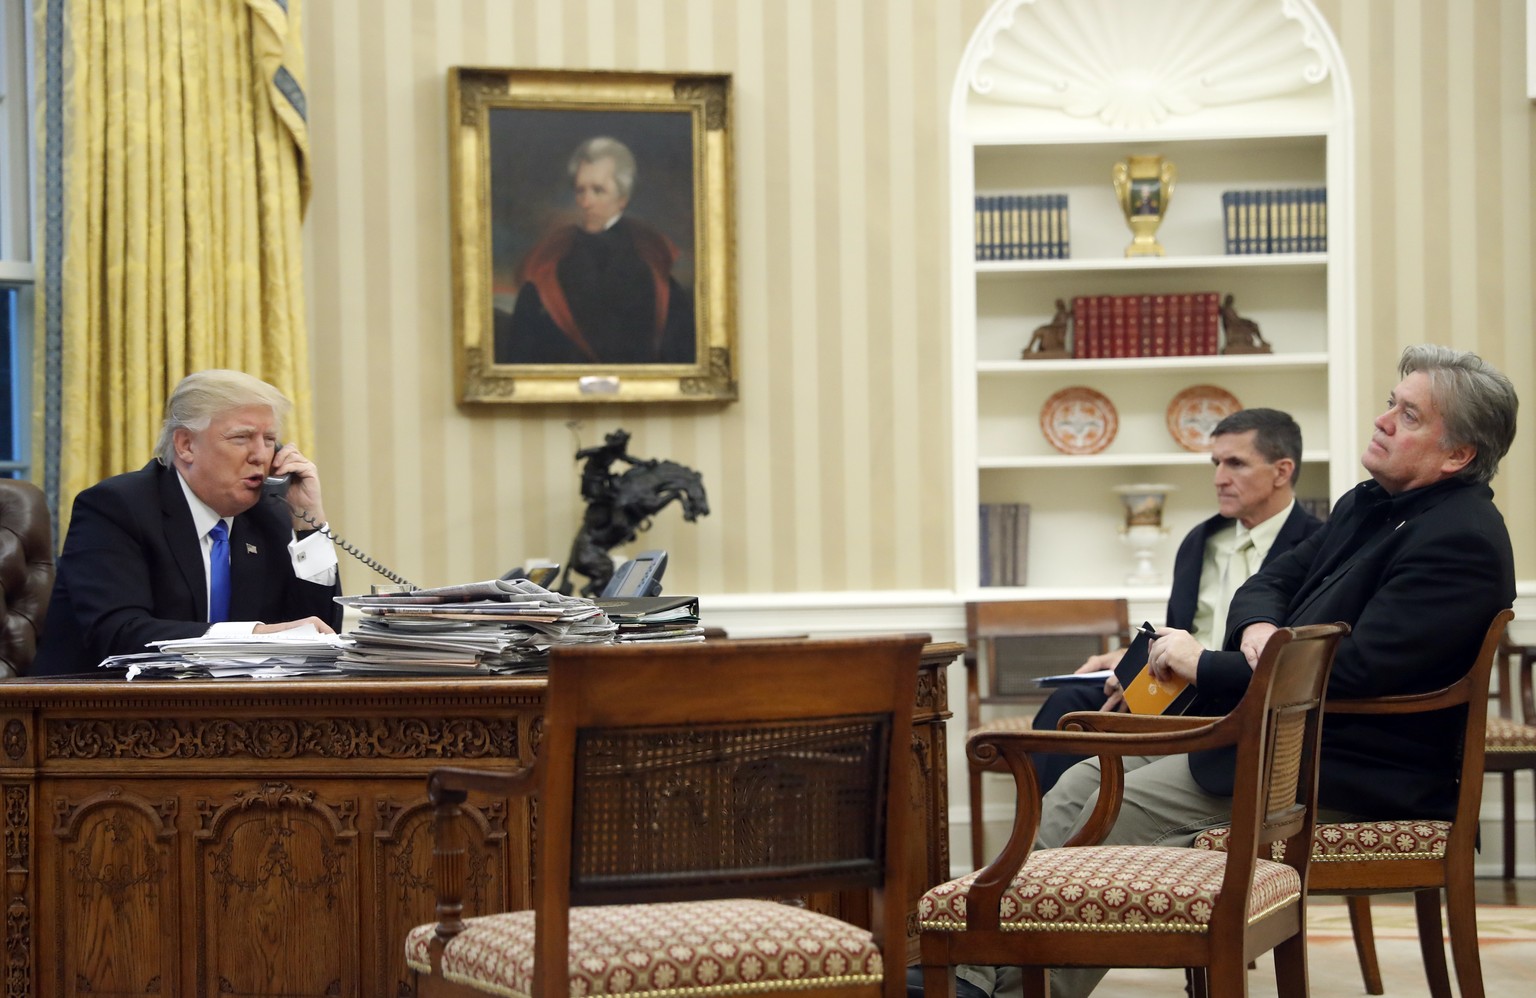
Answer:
337, 578, 616, 674
101, 625, 349, 680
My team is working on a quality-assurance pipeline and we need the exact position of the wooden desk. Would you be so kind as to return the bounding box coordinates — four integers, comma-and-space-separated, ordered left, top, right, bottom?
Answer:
0, 642, 955, 997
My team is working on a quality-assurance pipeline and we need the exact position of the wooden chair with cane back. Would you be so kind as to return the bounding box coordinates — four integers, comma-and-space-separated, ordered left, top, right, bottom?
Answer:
921, 622, 1349, 998
1195, 608, 1512, 998
406, 634, 928, 998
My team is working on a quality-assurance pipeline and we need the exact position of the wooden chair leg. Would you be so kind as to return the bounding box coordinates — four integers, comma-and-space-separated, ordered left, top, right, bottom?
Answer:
1208, 954, 1249, 998
1413, 888, 1453, 998
1344, 896, 1384, 995
1443, 877, 1487, 998
969, 765, 986, 870
1502, 771, 1517, 880
1187, 966, 1210, 998
1272, 931, 1310, 998
1020, 967, 1048, 998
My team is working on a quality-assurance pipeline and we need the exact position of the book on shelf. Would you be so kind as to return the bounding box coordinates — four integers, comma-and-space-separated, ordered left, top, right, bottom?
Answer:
1298, 496, 1332, 523
973, 193, 1070, 261
1063, 292, 1220, 358
1221, 187, 1327, 255
979, 503, 1029, 587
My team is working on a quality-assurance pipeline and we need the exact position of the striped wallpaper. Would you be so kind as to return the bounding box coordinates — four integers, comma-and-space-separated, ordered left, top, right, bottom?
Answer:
302, 0, 1536, 598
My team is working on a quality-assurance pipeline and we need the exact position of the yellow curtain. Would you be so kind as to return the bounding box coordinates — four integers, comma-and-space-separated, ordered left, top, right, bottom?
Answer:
33, 0, 312, 536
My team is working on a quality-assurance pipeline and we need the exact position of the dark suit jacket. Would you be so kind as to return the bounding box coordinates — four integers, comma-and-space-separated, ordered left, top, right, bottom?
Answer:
1166, 503, 1325, 635
1028, 503, 1322, 792
1188, 477, 1516, 819
32, 461, 343, 676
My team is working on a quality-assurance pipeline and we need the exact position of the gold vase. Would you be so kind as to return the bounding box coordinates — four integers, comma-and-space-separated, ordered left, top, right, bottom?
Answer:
1112, 155, 1176, 257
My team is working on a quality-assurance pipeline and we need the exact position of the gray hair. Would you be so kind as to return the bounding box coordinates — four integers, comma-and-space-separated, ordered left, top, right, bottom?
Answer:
154, 370, 292, 465
1398, 344, 1518, 484
569, 136, 636, 199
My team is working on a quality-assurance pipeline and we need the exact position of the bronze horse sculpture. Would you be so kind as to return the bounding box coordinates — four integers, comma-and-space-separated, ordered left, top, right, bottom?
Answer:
557, 430, 710, 597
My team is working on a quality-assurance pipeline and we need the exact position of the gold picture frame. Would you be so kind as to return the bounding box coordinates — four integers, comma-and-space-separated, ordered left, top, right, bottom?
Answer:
449, 68, 737, 404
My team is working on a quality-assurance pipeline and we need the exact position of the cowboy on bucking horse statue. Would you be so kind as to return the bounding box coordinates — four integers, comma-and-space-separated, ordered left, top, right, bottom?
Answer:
557, 430, 710, 597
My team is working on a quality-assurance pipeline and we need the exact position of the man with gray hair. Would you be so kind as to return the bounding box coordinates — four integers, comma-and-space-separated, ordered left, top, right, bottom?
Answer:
33, 370, 343, 675
953, 345, 1518, 998
496, 135, 696, 365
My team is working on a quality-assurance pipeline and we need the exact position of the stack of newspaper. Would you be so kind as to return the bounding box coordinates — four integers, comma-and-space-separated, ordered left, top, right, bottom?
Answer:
337, 578, 616, 674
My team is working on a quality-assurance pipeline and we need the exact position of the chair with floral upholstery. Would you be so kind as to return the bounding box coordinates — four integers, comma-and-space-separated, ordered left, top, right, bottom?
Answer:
918, 622, 1348, 998
1194, 609, 1511, 998
406, 634, 928, 998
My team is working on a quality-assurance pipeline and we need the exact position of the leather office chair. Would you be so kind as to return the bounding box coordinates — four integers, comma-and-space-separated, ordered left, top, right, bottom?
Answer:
1486, 633, 1536, 880
964, 599, 1128, 869
919, 623, 1348, 998
0, 478, 54, 677
407, 634, 926, 998
1196, 609, 1512, 998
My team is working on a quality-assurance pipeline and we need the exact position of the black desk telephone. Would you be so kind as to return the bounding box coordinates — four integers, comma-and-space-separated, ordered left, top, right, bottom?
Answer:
263, 452, 415, 587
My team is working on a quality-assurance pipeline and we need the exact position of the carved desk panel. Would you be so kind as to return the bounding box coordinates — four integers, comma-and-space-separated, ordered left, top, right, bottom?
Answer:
1, 645, 953, 996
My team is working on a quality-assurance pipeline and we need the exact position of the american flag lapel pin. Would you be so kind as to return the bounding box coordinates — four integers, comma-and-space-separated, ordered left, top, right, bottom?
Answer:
246, 543, 259, 554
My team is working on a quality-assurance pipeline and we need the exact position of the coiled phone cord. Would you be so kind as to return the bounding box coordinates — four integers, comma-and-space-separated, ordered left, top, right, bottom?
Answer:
272, 495, 417, 589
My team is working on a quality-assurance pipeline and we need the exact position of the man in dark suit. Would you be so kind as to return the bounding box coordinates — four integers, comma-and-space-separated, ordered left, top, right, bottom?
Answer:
32, 370, 344, 676
966, 345, 1518, 998
1027, 408, 1323, 794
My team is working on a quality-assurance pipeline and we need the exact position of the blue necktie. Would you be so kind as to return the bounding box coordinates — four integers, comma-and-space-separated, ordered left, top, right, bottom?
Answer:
208, 520, 231, 623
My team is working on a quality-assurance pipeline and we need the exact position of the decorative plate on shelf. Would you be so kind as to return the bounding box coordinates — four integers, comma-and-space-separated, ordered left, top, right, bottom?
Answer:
1166, 385, 1242, 452
1040, 386, 1118, 455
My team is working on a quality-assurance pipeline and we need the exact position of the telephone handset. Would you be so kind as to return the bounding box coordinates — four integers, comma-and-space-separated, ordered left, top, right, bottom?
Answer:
264, 447, 415, 588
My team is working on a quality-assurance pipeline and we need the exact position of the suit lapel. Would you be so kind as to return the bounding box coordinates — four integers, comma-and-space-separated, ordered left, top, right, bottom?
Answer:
159, 464, 209, 621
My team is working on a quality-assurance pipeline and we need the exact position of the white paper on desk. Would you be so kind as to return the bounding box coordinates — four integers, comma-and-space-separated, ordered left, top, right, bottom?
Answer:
1034, 668, 1114, 687
151, 628, 347, 658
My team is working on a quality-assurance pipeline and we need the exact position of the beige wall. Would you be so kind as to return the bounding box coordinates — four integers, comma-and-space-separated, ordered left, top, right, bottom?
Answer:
304, 0, 1536, 597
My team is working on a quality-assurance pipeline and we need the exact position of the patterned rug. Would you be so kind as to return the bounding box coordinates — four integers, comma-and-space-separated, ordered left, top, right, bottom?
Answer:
1090, 902, 1536, 997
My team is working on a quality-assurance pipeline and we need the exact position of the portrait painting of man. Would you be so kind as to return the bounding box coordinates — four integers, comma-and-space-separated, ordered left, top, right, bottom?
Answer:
488, 108, 698, 367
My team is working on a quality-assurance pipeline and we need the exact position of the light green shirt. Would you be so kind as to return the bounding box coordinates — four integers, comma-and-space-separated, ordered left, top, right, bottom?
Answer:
1193, 500, 1295, 649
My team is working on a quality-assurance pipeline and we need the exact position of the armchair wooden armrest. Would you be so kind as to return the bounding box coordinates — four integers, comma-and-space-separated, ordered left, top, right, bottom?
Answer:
426, 764, 538, 946
966, 711, 1244, 885
1056, 710, 1220, 735
1325, 675, 1476, 716
427, 764, 538, 805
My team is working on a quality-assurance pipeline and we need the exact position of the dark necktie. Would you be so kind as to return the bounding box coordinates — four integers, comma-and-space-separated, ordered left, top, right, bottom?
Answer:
208, 520, 230, 623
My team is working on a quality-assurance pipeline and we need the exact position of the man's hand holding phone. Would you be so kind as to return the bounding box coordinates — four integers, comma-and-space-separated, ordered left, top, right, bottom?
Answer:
269, 442, 327, 532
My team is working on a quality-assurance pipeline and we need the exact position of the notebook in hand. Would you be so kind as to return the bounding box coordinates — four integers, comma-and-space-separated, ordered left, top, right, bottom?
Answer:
1113, 621, 1199, 715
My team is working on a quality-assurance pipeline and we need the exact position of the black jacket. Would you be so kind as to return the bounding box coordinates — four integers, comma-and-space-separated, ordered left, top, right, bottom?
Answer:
1187, 477, 1515, 819
33, 461, 343, 675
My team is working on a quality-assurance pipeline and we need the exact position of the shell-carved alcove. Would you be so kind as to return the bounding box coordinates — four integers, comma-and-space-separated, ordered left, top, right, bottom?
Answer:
962, 0, 1340, 135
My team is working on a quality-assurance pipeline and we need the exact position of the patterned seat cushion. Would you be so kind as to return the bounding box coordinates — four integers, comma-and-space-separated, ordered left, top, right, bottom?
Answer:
919, 845, 1299, 934
1194, 820, 1451, 861
1486, 715, 1536, 753
405, 898, 882, 997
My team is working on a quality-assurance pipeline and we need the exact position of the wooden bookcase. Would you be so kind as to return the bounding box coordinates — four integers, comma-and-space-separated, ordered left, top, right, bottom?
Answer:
950, 0, 1357, 602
